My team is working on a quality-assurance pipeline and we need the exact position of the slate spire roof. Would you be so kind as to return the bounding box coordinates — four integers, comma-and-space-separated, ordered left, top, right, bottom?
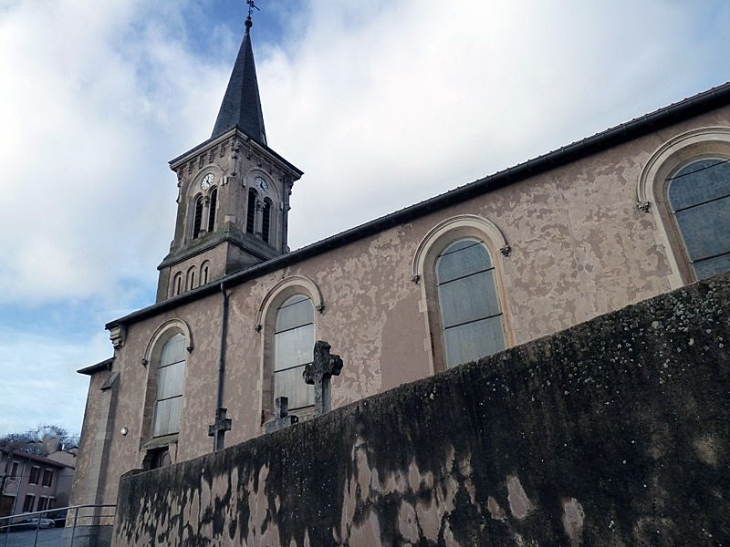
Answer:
211, 16, 267, 145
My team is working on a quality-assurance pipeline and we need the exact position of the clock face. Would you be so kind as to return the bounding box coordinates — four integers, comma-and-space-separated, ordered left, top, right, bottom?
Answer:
200, 173, 214, 190
255, 176, 268, 192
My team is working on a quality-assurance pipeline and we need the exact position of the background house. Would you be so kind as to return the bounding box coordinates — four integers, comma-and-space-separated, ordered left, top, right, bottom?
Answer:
0, 447, 76, 518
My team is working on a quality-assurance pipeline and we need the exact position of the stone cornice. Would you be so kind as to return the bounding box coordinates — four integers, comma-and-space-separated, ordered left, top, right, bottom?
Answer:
169, 127, 303, 185
158, 225, 279, 271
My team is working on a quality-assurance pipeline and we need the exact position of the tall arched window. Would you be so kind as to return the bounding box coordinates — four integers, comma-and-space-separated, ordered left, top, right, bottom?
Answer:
192, 196, 204, 239
274, 295, 315, 411
152, 333, 186, 437
246, 188, 258, 234
207, 188, 218, 233
667, 158, 730, 280
436, 238, 505, 368
413, 215, 511, 373
262, 198, 272, 244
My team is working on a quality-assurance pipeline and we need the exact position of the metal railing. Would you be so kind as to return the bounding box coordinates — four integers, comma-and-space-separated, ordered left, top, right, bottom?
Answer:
0, 504, 115, 547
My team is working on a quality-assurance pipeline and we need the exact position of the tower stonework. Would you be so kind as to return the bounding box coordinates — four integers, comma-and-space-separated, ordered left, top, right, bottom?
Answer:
156, 18, 302, 302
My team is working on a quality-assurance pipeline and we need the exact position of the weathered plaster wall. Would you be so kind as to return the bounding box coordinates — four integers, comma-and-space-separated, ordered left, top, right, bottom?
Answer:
113, 273, 730, 546
71, 369, 116, 507
73, 106, 730, 513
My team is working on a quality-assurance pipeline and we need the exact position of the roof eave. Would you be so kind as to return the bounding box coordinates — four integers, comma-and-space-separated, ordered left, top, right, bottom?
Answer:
77, 357, 115, 376
168, 127, 303, 178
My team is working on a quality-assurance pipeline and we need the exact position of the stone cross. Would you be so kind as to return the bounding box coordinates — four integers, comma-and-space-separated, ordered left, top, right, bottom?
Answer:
265, 397, 299, 433
208, 407, 232, 451
303, 340, 343, 416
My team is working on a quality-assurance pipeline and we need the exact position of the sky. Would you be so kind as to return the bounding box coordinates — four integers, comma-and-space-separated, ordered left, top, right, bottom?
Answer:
0, 0, 729, 437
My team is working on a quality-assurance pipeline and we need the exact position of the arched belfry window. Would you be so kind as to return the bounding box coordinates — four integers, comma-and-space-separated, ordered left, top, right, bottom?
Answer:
172, 272, 183, 297
246, 188, 258, 234
201, 261, 211, 286
207, 188, 218, 233
152, 333, 186, 437
192, 196, 204, 239
273, 295, 315, 410
262, 198, 272, 244
667, 158, 730, 280
186, 266, 196, 291
436, 239, 505, 368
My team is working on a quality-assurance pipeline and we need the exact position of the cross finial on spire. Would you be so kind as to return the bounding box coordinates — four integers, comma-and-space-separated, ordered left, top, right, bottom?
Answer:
246, 0, 259, 20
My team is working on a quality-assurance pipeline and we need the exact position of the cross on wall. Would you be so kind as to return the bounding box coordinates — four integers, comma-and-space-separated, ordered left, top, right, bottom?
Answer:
264, 397, 299, 433
264, 340, 343, 433
303, 340, 343, 416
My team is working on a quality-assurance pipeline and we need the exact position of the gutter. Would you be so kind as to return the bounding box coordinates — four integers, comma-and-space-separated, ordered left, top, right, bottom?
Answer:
210, 283, 231, 451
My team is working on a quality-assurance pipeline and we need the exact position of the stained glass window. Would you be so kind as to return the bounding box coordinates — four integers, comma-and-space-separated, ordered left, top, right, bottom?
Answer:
436, 239, 505, 368
152, 333, 186, 437
274, 295, 315, 410
668, 158, 730, 279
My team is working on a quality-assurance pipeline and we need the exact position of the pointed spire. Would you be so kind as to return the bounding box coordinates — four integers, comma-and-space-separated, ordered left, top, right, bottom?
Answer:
211, 16, 267, 145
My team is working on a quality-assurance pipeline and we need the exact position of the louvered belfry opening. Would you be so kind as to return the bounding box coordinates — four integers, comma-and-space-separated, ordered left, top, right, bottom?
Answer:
247, 188, 257, 234
193, 197, 204, 239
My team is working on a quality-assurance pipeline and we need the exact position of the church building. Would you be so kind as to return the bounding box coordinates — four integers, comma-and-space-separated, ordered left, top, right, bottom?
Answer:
70, 11, 730, 518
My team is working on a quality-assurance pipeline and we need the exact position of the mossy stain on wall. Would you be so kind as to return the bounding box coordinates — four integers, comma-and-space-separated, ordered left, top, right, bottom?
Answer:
115, 273, 730, 546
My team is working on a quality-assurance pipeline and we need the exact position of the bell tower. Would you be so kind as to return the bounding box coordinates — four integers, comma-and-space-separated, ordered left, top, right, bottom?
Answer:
156, 15, 303, 302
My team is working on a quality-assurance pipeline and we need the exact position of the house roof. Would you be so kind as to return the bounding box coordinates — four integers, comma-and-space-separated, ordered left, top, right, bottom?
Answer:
105, 80, 730, 331
0, 447, 75, 469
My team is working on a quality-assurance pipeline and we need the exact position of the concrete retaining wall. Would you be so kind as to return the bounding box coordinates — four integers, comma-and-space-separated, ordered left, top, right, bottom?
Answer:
113, 273, 730, 546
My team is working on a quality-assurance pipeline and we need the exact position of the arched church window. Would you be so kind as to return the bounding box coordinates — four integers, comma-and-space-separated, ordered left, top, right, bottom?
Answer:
262, 198, 272, 244
152, 333, 186, 437
192, 196, 204, 239
246, 188, 258, 234
207, 188, 218, 233
667, 157, 730, 280
274, 295, 315, 411
436, 238, 505, 368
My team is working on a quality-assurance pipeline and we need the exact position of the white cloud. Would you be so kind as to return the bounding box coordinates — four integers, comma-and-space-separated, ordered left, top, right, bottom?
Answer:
0, 327, 110, 436
260, 0, 730, 248
0, 0, 225, 306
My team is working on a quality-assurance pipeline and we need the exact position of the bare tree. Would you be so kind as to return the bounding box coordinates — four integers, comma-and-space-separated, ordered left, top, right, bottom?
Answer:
0, 424, 79, 456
